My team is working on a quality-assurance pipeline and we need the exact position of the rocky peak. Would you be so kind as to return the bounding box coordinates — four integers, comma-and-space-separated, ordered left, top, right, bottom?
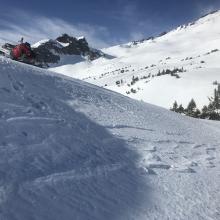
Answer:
56, 34, 90, 55
32, 34, 104, 66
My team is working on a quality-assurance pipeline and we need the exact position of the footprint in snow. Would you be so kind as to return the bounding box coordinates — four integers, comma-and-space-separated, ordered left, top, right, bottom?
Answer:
11, 81, 24, 92
147, 163, 171, 170
193, 144, 206, 149
206, 156, 215, 161
206, 147, 216, 153
144, 143, 157, 152
0, 87, 11, 93
170, 165, 196, 173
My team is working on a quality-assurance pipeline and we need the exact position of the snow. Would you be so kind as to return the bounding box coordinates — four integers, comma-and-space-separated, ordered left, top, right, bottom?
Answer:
50, 10, 220, 109
77, 36, 86, 40
57, 41, 70, 47
49, 54, 86, 68
31, 39, 50, 48
0, 56, 220, 219
32, 39, 70, 49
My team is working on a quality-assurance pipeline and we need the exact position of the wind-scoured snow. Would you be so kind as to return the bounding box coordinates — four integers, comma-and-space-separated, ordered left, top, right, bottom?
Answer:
0, 57, 219, 219
50, 10, 220, 109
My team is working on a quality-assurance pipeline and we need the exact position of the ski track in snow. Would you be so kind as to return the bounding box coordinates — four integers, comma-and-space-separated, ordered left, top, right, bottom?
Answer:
0, 57, 220, 219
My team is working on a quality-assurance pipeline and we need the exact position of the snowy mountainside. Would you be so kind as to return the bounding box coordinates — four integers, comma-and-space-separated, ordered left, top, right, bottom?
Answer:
0, 57, 220, 219
51, 10, 220, 109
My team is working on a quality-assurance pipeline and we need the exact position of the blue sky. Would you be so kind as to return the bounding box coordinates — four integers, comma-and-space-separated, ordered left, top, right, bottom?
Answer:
0, 0, 220, 48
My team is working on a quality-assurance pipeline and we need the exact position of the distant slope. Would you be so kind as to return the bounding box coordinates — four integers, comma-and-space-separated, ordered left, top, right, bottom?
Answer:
0, 56, 220, 219
50, 10, 220, 109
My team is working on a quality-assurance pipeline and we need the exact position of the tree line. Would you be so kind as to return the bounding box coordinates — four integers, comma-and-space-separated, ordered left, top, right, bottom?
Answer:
170, 85, 220, 120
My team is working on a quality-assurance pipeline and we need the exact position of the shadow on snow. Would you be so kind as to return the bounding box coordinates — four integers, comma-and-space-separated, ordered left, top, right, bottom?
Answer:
0, 62, 151, 220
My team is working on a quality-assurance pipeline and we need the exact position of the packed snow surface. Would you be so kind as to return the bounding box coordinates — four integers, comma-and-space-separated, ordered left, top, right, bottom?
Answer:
50, 10, 220, 109
0, 57, 220, 219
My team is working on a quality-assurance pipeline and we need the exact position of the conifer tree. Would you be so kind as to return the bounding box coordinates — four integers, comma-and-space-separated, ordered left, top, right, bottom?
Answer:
186, 99, 196, 116
177, 104, 185, 114
171, 101, 178, 112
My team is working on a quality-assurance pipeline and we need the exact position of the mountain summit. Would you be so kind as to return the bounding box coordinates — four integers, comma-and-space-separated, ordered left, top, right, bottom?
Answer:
31, 34, 104, 67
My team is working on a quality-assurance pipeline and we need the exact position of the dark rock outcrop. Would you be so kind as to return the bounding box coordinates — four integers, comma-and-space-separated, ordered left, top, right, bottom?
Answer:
33, 34, 103, 66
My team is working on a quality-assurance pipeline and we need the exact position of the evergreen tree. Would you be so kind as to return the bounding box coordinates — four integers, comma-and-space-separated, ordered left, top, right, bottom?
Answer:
170, 101, 178, 112
169, 86, 220, 121
200, 105, 209, 119
177, 104, 185, 114
206, 85, 220, 120
214, 85, 220, 111
186, 99, 197, 117
194, 109, 201, 118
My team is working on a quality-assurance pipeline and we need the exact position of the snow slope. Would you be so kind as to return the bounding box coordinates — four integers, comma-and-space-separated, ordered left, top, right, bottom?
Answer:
0, 57, 220, 219
50, 10, 220, 109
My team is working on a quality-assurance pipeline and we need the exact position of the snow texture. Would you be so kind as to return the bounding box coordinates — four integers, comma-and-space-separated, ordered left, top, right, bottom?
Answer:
0, 57, 219, 219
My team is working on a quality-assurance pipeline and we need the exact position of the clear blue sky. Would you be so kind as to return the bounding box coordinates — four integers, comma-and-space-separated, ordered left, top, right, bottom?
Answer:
0, 0, 220, 47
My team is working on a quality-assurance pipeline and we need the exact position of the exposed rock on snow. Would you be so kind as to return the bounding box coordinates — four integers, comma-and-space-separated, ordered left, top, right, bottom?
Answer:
32, 34, 104, 67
